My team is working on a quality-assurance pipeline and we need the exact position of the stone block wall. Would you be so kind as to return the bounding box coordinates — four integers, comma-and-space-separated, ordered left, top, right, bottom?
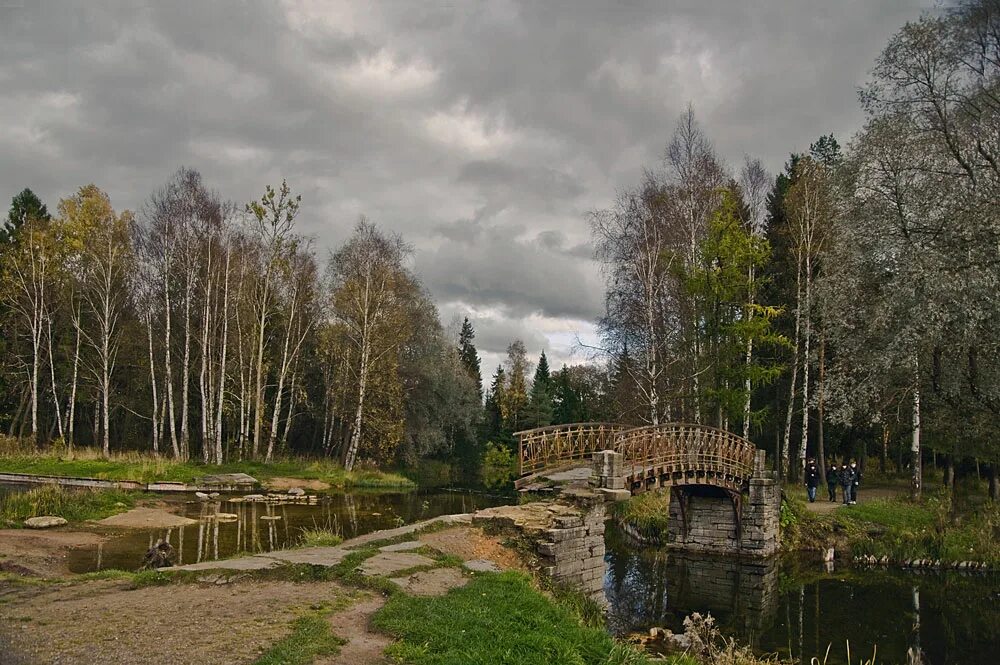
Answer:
742, 472, 780, 556
536, 502, 607, 597
664, 489, 740, 554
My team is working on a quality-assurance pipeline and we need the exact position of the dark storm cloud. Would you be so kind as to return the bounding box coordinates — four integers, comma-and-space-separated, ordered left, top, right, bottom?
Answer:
0, 0, 932, 366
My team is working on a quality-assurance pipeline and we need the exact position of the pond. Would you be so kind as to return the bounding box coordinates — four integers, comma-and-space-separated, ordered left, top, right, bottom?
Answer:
56, 488, 509, 573
603, 523, 1000, 665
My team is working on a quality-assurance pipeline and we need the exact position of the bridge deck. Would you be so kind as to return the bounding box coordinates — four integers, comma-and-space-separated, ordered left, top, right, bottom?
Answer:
515, 422, 758, 495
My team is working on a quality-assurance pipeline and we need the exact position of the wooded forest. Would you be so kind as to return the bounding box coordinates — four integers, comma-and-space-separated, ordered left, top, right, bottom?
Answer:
1, 2, 998, 496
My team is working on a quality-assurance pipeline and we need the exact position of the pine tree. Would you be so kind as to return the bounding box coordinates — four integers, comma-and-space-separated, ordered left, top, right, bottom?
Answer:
524, 351, 554, 428
457, 317, 482, 399
2, 188, 50, 245
552, 366, 580, 424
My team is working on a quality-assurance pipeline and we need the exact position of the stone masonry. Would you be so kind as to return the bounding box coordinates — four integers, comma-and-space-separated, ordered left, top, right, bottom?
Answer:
477, 448, 779, 600
662, 449, 780, 556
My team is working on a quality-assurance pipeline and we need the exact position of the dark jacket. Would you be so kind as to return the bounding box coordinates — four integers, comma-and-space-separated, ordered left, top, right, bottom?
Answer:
805, 464, 821, 488
826, 466, 839, 486
839, 466, 855, 487
851, 465, 861, 487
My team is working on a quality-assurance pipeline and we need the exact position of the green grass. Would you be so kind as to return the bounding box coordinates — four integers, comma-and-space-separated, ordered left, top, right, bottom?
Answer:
297, 527, 344, 548
372, 571, 652, 665
782, 488, 1000, 566
253, 607, 347, 665
0, 449, 416, 490
612, 491, 671, 541
0, 484, 142, 526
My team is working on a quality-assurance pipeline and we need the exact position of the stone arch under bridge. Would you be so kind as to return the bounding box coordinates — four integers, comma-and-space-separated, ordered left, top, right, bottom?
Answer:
514, 422, 781, 558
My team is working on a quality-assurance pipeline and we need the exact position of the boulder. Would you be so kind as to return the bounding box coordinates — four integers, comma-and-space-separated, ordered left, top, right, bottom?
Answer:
25, 516, 68, 529
287, 487, 306, 496
195, 491, 210, 501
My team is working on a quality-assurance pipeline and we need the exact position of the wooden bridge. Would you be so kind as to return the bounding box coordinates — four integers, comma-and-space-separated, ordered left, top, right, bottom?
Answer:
515, 422, 759, 494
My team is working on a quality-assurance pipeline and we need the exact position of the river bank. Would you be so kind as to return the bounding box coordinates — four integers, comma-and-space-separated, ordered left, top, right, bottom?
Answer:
0, 448, 416, 491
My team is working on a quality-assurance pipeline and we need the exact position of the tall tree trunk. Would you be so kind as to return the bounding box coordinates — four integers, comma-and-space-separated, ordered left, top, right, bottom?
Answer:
215, 249, 231, 465
798, 252, 812, 478
252, 274, 271, 459
345, 338, 371, 472
46, 316, 64, 442
200, 266, 213, 463
782, 254, 804, 480
743, 264, 755, 440
266, 288, 298, 461
180, 272, 192, 460
816, 331, 826, 480
911, 365, 922, 500
164, 266, 180, 459
146, 312, 159, 455
67, 312, 80, 456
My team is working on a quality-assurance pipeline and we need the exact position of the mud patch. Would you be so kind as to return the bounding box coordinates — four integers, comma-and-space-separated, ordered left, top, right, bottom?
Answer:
0, 529, 108, 578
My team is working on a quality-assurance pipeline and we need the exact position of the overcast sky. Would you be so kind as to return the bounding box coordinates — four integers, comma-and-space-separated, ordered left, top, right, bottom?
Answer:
1, 0, 932, 373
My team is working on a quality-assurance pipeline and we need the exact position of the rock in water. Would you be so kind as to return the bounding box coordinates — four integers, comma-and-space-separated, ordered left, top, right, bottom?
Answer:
195, 491, 210, 501
208, 492, 220, 499
24, 516, 68, 529
287, 488, 305, 496
141, 541, 174, 570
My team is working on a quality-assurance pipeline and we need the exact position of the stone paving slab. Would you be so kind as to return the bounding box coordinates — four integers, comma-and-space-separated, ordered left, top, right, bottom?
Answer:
341, 513, 472, 549
269, 547, 349, 566
390, 567, 468, 596
543, 466, 592, 483
358, 552, 436, 576
171, 555, 282, 572
463, 559, 501, 573
379, 541, 423, 552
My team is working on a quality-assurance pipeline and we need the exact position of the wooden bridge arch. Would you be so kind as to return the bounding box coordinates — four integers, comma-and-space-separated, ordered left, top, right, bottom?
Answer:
515, 421, 759, 493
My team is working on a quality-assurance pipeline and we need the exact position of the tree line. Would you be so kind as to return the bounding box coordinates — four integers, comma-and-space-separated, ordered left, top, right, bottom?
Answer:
584, 0, 1000, 499
0, 170, 481, 469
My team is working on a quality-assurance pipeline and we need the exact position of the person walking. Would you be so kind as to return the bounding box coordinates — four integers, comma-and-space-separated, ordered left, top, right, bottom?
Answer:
826, 459, 839, 502
840, 462, 856, 505
805, 458, 820, 503
850, 460, 861, 505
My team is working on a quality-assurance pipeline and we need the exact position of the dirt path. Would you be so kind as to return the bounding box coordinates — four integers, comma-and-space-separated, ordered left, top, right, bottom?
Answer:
800, 486, 901, 515
0, 577, 352, 665
318, 596, 391, 665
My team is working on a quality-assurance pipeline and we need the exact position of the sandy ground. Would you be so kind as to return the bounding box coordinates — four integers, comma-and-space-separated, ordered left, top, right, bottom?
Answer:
96, 506, 197, 528
0, 529, 107, 578
0, 577, 356, 665
264, 477, 331, 491
418, 526, 528, 571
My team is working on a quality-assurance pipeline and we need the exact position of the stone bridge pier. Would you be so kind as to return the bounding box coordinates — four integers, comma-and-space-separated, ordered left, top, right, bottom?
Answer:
475, 447, 780, 601
595, 448, 780, 557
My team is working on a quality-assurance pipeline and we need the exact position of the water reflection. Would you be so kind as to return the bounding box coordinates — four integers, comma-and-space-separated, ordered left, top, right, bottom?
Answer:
603, 523, 1000, 665
67, 490, 507, 573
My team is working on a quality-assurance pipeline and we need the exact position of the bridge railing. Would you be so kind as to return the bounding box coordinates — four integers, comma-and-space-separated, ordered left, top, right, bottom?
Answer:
616, 424, 757, 482
515, 422, 629, 475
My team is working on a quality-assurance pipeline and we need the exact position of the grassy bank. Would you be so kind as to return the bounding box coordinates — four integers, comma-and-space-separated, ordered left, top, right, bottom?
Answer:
783, 489, 1000, 566
611, 491, 671, 541
373, 571, 651, 665
0, 484, 143, 526
0, 448, 416, 490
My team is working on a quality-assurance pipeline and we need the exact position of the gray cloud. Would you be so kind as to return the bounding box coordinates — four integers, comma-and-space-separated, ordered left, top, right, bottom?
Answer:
0, 0, 932, 367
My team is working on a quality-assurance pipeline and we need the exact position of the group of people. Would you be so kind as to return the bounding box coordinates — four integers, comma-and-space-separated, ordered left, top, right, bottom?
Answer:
804, 459, 861, 505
